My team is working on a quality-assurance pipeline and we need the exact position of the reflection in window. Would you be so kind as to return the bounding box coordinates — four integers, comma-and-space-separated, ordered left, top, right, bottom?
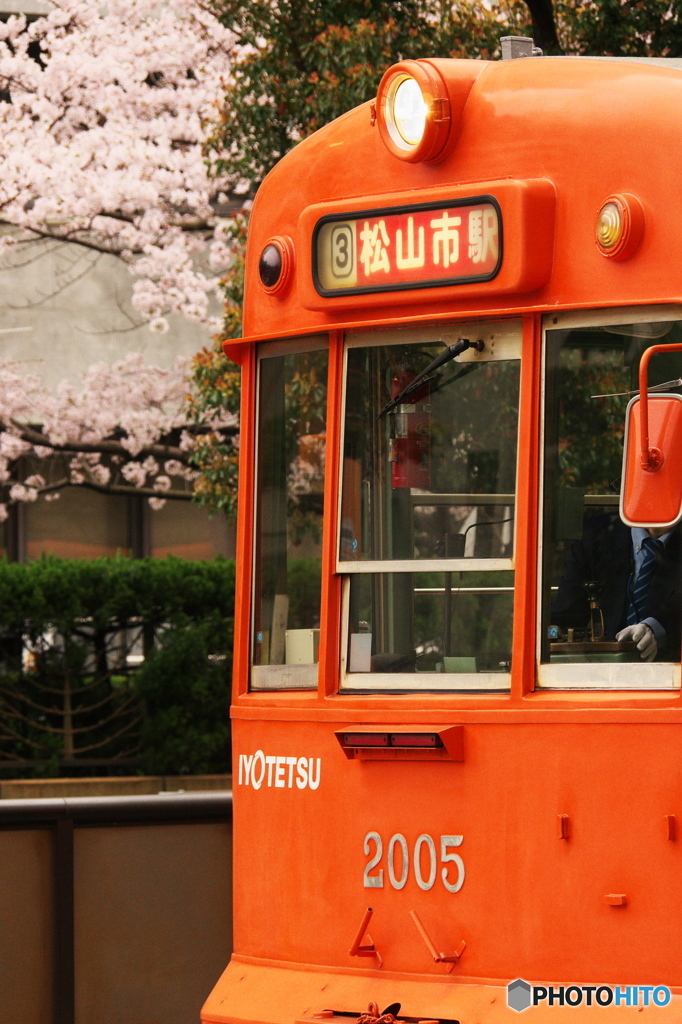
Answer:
341, 330, 519, 563
340, 322, 520, 689
542, 320, 682, 679
252, 344, 327, 690
346, 571, 513, 683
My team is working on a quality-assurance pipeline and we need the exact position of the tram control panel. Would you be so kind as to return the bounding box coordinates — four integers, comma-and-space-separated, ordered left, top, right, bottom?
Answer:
202, 38, 682, 1024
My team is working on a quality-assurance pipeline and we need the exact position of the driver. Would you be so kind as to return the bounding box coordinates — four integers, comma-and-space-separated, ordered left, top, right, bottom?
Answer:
551, 511, 682, 662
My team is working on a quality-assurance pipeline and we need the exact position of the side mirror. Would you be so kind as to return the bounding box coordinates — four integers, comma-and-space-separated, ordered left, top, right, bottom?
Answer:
621, 393, 682, 528
621, 343, 682, 529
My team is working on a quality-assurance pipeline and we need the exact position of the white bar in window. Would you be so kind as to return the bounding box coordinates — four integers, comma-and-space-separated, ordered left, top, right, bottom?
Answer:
538, 662, 680, 689
337, 558, 514, 574
349, 633, 373, 673
251, 664, 318, 690
342, 672, 510, 691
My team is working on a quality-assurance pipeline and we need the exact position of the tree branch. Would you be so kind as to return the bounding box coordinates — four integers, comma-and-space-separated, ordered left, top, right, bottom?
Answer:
73, 712, 143, 754
25, 226, 134, 258
78, 479, 194, 501
523, 0, 563, 54
25, 475, 196, 502
9, 419, 238, 462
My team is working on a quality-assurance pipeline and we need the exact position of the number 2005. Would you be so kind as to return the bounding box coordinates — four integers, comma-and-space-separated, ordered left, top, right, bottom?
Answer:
363, 831, 465, 893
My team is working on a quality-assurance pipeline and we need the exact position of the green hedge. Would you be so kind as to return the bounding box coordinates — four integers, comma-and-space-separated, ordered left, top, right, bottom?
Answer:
0, 556, 235, 777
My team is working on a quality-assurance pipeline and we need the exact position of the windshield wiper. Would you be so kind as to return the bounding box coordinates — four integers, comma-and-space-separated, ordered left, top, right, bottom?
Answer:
427, 360, 480, 400
378, 337, 484, 418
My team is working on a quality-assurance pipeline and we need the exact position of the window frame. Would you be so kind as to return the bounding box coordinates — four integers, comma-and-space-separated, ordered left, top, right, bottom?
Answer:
336, 319, 523, 692
537, 306, 682, 692
250, 334, 329, 692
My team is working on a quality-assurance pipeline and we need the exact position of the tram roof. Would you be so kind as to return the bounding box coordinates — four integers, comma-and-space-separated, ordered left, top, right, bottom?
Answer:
236, 54, 682, 349
563, 56, 682, 68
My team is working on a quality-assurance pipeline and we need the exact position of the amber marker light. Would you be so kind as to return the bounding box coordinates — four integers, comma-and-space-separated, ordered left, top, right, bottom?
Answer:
258, 235, 295, 294
376, 60, 452, 163
596, 193, 645, 261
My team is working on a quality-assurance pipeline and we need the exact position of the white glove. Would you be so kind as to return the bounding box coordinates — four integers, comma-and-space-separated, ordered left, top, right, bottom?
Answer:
616, 623, 658, 662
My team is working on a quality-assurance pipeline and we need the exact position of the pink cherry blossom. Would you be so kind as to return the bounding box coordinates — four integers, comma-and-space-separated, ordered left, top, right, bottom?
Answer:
0, 0, 238, 329
0, 355, 237, 508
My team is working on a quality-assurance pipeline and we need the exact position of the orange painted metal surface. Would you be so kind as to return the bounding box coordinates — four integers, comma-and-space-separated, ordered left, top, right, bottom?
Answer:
298, 178, 556, 310
637, 342, 682, 470
621, 341, 682, 527
204, 54, 682, 1024
240, 57, 682, 342
621, 394, 682, 527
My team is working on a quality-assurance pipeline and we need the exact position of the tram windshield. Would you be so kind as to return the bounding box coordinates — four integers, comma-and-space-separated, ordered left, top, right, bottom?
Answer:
339, 320, 520, 690
541, 314, 682, 689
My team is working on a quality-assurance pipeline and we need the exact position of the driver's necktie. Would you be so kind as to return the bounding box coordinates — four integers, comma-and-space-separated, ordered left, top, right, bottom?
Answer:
627, 536, 664, 625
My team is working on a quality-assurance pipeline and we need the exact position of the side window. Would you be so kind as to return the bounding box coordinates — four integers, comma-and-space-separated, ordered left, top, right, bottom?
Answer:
540, 317, 682, 689
339, 321, 521, 691
251, 341, 328, 690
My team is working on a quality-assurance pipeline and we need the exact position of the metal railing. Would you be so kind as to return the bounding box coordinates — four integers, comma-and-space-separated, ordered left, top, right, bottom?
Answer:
0, 791, 233, 1024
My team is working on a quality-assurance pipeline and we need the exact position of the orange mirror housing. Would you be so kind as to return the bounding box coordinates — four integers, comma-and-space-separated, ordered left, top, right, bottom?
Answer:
621, 392, 682, 529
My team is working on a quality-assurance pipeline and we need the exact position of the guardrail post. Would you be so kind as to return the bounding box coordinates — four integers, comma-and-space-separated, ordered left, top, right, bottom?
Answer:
54, 815, 75, 1024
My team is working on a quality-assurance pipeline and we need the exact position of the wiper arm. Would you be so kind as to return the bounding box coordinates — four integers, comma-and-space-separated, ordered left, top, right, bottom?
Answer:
378, 337, 484, 418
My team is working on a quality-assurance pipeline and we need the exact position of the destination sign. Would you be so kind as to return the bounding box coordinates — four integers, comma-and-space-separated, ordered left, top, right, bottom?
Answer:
314, 198, 501, 296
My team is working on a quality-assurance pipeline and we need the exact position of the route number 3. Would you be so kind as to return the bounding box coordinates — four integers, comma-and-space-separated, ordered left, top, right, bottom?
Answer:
363, 831, 465, 893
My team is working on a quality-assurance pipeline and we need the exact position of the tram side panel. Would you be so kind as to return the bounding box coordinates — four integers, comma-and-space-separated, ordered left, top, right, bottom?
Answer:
232, 718, 682, 987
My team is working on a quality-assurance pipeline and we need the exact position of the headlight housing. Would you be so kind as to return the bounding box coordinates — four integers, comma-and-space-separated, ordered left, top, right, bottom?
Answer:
376, 60, 452, 163
258, 235, 295, 295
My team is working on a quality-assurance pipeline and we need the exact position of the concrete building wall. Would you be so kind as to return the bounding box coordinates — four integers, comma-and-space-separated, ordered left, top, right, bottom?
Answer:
0, 240, 216, 390
0, 0, 50, 14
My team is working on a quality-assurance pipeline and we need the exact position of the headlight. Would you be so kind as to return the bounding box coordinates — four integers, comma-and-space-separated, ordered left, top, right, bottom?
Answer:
376, 60, 451, 163
388, 75, 428, 147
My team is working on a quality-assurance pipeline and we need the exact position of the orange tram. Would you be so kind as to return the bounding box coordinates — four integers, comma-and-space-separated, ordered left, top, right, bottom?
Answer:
202, 39, 682, 1023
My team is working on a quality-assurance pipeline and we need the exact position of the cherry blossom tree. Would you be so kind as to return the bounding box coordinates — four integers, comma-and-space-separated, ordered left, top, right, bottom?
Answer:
0, 0, 243, 520
0, 350, 238, 521
0, 0, 237, 332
